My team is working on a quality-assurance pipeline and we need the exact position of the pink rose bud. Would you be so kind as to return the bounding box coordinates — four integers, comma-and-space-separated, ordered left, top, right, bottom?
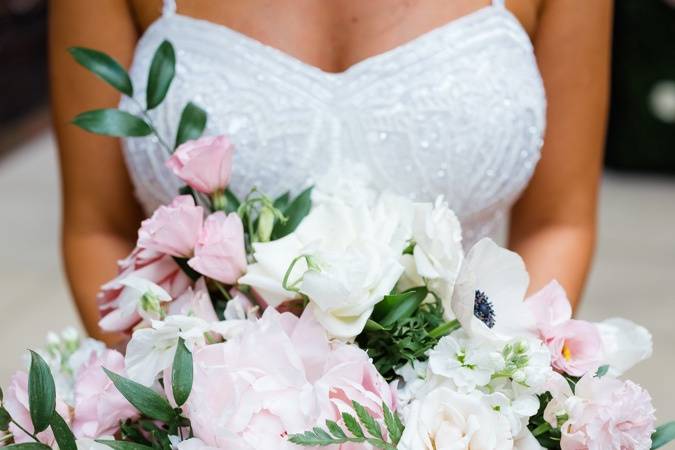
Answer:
137, 195, 204, 257
166, 135, 234, 194
188, 212, 247, 284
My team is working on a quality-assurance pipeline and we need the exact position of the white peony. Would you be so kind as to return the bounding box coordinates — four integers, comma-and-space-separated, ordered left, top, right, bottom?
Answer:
428, 330, 504, 392
398, 385, 514, 450
597, 317, 653, 376
407, 197, 464, 312
450, 239, 536, 343
241, 192, 413, 340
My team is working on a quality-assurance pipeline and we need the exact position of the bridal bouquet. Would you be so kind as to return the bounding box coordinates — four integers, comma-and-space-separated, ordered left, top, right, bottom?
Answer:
2, 41, 674, 450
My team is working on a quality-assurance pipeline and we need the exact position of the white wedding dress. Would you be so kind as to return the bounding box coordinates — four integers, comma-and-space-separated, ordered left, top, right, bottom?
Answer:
120, 0, 546, 247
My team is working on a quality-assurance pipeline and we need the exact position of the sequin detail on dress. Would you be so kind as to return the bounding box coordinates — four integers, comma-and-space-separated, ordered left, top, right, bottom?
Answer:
120, 2, 546, 248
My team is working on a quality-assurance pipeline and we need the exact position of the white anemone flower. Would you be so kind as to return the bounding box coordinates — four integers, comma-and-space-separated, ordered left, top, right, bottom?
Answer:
597, 317, 653, 376
450, 238, 536, 343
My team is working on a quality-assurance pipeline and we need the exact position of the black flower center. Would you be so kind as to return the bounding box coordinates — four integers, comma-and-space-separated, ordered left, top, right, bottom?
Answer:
473, 290, 495, 328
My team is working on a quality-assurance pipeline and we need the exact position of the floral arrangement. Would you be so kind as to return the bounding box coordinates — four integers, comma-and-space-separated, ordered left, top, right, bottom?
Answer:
1, 41, 674, 450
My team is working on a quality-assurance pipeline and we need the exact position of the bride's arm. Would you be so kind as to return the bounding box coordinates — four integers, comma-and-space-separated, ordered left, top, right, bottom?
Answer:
49, 0, 143, 344
509, 0, 613, 308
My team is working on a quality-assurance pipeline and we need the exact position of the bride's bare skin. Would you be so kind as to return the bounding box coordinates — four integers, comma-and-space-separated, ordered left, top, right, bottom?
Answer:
49, 0, 612, 344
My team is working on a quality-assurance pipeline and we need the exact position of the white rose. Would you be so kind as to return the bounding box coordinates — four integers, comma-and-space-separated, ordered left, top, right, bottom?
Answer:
399, 385, 514, 450
407, 197, 464, 313
311, 161, 377, 208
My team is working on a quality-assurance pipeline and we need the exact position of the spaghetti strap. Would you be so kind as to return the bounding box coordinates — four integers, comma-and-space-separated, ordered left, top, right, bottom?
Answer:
162, 0, 177, 16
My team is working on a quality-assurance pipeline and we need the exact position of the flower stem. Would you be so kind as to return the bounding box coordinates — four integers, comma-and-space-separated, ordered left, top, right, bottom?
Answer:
10, 418, 40, 443
531, 421, 552, 437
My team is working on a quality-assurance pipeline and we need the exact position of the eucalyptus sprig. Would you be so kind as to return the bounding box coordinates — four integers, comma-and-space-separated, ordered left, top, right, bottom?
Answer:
288, 401, 404, 450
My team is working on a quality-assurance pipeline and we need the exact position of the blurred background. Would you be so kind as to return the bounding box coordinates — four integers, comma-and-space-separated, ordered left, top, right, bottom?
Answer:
0, 0, 674, 435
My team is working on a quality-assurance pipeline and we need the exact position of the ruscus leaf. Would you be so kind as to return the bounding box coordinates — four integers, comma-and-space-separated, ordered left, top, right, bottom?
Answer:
103, 368, 176, 422
171, 337, 193, 406
652, 421, 675, 449
72, 109, 152, 137
146, 40, 176, 109
28, 351, 56, 433
174, 102, 207, 148
68, 47, 133, 96
50, 411, 76, 450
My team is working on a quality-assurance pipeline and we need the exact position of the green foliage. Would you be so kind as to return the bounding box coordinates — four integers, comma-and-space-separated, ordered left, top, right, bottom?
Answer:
652, 421, 675, 449
28, 351, 56, 433
271, 187, 312, 240
595, 365, 609, 378
68, 47, 134, 96
103, 368, 176, 422
288, 401, 403, 450
146, 40, 176, 110
175, 102, 207, 148
171, 337, 193, 406
72, 109, 152, 137
527, 392, 562, 449
373, 287, 428, 328
3, 444, 52, 450
50, 411, 76, 450
357, 300, 446, 380
0, 407, 11, 431
97, 440, 156, 450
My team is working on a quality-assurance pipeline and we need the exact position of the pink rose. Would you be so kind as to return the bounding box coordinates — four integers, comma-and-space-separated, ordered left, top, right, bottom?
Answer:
166, 136, 234, 194
98, 247, 192, 332
3, 372, 71, 445
137, 196, 204, 257
559, 373, 656, 450
71, 349, 138, 438
526, 281, 603, 376
187, 212, 247, 284
185, 309, 395, 449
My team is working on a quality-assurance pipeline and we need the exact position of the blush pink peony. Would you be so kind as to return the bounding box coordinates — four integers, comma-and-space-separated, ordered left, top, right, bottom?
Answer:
187, 212, 247, 284
558, 373, 656, 450
526, 281, 603, 376
166, 135, 235, 195
98, 246, 192, 332
71, 349, 138, 438
184, 309, 395, 449
3, 371, 71, 445
137, 195, 204, 258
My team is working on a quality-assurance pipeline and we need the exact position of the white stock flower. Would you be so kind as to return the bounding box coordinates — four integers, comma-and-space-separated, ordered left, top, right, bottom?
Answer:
408, 197, 464, 311
125, 315, 211, 386
98, 276, 172, 331
597, 317, 653, 376
428, 330, 504, 392
398, 384, 514, 450
450, 239, 535, 343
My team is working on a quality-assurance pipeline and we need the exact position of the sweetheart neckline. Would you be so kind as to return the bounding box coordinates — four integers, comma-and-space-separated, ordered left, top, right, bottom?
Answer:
143, 4, 531, 79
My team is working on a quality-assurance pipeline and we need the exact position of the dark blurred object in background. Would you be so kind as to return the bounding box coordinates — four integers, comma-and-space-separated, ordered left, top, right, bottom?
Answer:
0, 0, 47, 124
606, 0, 675, 174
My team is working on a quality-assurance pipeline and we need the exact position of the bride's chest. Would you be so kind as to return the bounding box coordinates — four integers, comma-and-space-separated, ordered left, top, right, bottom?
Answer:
121, 8, 546, 245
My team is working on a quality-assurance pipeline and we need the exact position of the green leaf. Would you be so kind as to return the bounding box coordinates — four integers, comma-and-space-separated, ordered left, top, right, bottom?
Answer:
4, 444, 52, 450
146, 40, 176, 109
352, 401, 383, 440
103, 368, 176, 422
50, 411, 76, 450
223, 188, 241, 214
342, 412, 365, 438
96, 440, 156, 450
273, 192, 290, 210
325, 420, 347, 439
364, 320, 391, 332
652, 421, 675, 449
271, 187, 313, 240
0, 406, 11, 431
28, 351, 56, 433
382, 403, 403, 444
171, 337, 193, 406
174, 102, 207, 148
68, 47, 133, 96
0, 386, 4, 401
72, 109, 152, 137
595, 365, 609, 378
377, 287, 428, 328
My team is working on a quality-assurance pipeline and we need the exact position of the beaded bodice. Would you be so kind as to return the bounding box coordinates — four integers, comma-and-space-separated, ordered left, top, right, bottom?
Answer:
120, 0, 546, 247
